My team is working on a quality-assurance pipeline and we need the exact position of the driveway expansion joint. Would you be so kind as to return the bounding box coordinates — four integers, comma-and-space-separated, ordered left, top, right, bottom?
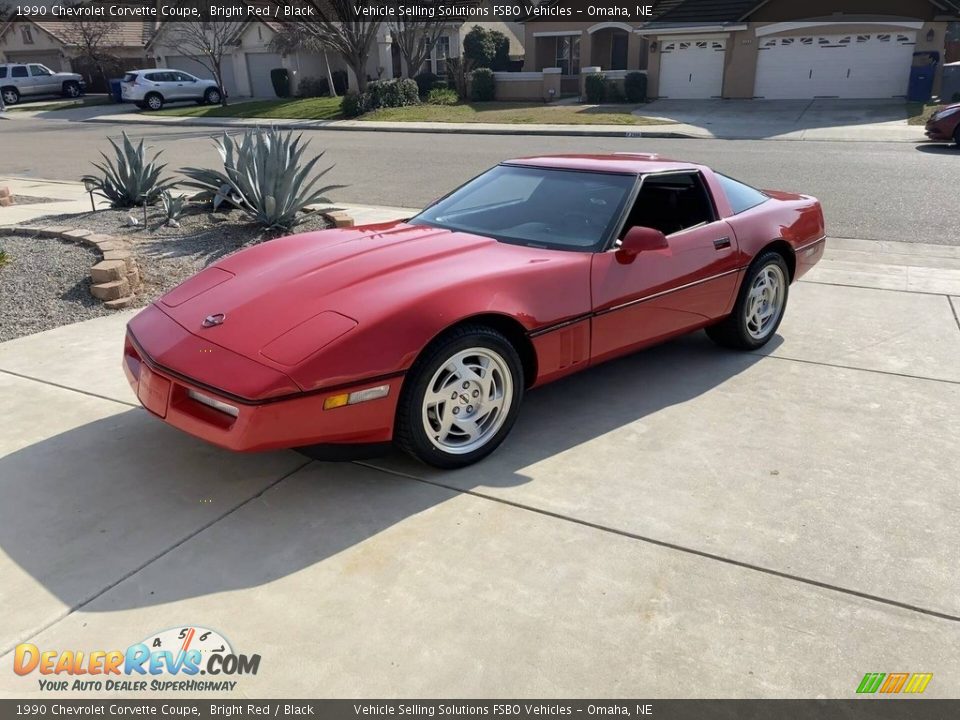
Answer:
948, 296, 960, 335
0, 367, 140, 408
356, 460, 960, 624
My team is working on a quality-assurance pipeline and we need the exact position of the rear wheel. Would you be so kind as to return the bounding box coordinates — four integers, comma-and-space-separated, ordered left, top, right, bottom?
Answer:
1, 87, 19, 106
203, 87, 222, 105
396, 325, 523, 469
706, 251, 789, 350
144, 92, 163, 111
62, 81, 81, 98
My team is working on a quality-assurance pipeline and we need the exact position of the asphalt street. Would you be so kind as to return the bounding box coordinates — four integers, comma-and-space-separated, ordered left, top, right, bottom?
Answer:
1, 118, 956, 245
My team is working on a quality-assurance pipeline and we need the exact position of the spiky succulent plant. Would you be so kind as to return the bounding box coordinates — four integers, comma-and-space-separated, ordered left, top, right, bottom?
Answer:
81, 132, 176, 208
180, 127, 343, 231
160, 190, 187, 224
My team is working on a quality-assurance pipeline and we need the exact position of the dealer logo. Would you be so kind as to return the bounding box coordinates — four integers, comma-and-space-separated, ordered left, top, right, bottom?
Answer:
13, 626, 260, 693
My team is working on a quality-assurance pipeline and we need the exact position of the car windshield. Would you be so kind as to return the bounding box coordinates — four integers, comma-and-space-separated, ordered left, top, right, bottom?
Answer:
410, 164, 636, 251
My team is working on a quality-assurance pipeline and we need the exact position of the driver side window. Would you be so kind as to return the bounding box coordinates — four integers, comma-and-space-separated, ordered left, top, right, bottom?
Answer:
620, 172, 715, 238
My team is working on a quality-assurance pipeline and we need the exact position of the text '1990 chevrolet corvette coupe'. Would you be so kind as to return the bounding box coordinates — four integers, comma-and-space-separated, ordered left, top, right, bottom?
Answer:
124, 154, 826, 467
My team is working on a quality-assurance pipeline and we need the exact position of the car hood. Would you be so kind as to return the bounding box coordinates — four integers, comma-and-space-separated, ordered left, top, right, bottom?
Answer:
155, 221, 559, 364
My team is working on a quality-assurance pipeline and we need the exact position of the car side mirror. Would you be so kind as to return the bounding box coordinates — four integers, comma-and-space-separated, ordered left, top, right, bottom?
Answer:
616, 226, 668, 264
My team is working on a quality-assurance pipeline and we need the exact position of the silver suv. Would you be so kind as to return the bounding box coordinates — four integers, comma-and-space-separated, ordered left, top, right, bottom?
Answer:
121, 69, 222, 111
0, 63, 85, 105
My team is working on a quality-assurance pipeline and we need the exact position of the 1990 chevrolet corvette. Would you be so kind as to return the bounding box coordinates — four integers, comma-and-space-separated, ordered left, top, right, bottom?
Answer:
124, 154, 825, 467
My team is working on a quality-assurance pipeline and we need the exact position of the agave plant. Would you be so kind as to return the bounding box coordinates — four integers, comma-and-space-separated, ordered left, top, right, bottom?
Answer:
160, 190, 187, 226
180, 128, 343, 231
81, 132, 176, 208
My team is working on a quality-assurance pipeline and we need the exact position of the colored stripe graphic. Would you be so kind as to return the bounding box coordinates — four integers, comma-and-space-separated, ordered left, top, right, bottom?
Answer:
857, 673, 885, 694
879, 673, 909, 693
903, 673, 933, 694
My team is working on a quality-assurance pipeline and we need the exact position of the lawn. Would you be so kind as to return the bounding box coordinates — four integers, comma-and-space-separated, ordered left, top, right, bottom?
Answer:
154, 97, 343, 120
906, 102, 944, 126
361, 102, 670, 126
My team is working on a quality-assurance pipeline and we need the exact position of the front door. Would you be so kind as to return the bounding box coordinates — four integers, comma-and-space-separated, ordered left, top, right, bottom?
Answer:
28, 64, 56, 93
611, 32, 628, 71
590, 171, 740, 363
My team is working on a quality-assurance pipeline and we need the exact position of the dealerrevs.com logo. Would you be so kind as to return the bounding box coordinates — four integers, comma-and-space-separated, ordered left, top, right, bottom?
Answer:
13, 626, 260, 693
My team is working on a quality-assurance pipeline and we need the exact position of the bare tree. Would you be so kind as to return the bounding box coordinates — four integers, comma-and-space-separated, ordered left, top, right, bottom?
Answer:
268, 27, 339, 97
388, 8, 448, 79
58, 3, 120, 92
272, 0, 380, 92
162, 21, 244, 106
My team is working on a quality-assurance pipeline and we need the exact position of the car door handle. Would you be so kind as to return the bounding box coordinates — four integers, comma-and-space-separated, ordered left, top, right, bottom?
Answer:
713, 237, 731, 250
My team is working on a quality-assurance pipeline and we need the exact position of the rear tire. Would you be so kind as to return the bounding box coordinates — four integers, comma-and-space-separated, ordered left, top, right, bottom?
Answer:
144, 93, 163, 111
395, 325, 524, 469
1, 87, 19, 106
134, 101, 147, 110
706, 251, 790, 351
203, 87, 222, 105
62, 81, 81, 98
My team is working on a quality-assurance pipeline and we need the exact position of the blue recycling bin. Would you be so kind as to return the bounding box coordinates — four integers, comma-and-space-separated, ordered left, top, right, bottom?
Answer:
907, 51, 939, 102
109, 78, 123, 103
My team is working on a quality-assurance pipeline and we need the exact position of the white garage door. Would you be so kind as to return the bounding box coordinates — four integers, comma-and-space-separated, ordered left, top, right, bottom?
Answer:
754, 32, 915, 99
658, 38, 726, 99
5, 51, 63, 71
245, 53, 284, 98
165, 55, 239, 98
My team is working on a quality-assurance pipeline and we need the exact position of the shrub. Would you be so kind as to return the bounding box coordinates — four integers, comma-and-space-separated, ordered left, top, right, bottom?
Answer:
297, 76, 328, 98
0, 249, 9, 268
364, 78, 419, 110
427, 87, 459, 105
463, 25, 511, 71
606, 83, 626, 103
180, 128, 343, 232
340, 92, 366, 118
160, 190, 187, 225
446, 57, 474, 100
81, 132, 176, 208
624, 72, 648, 103
270, 68, 290, 98
584, 73, 606, 104
414, 71, 440, 97
471, 67, 496, 101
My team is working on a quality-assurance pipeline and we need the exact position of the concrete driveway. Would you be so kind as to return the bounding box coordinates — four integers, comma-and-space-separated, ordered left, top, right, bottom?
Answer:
1, 238, 959, 698
641, 99, 926, 142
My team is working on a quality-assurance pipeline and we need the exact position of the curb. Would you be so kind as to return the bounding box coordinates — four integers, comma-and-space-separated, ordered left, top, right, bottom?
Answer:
81, 115, 700, 140
10, 225, 143, 309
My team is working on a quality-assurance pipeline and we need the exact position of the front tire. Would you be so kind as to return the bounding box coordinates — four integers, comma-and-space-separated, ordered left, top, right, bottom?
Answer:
1, 87, 20, 106
62, 81, 81, 98
706, 251, 790, 350
396, 325, 524, 469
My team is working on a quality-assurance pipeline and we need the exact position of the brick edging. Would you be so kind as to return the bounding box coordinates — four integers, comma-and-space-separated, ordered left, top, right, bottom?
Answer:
13, 225, 142, 310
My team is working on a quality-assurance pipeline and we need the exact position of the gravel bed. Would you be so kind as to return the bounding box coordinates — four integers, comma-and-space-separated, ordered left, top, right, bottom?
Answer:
0, 233, 110, 343
20, 204, 333, 298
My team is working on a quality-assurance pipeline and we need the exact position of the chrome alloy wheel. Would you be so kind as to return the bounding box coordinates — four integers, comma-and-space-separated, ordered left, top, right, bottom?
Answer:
421, 348, 513, 455
745, 264, 786, 340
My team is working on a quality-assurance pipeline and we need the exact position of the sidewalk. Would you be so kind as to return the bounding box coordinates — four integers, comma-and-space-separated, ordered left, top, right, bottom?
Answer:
5, 97, 931, 142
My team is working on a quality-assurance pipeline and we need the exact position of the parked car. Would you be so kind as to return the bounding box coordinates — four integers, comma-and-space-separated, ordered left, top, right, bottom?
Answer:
123, 154, 826, 468
924, 102, 960, 145
0, 63, 85, 106
121, 69, 222, 111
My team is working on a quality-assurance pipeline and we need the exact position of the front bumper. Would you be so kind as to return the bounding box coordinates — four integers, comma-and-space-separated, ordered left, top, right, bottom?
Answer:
123, 309, 402, 453
925, 117, 958, 142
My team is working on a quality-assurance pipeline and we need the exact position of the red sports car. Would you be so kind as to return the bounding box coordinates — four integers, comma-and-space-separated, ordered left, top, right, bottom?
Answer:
124, 154, 825, 468
924, 102, 960, 145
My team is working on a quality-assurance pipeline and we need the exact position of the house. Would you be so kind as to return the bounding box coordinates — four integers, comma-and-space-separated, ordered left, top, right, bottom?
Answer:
521, 0, 959, 100
0, 20, 154, 90
148, 16, 524, 98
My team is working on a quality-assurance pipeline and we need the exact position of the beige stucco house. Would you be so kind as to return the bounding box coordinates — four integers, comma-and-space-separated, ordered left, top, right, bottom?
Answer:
522, 0, 959, 100
0, 21, 154, 89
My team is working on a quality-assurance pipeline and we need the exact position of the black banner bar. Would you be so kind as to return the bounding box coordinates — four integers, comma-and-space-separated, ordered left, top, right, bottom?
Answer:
5, 0, 958, 23
1, 700, 959, 720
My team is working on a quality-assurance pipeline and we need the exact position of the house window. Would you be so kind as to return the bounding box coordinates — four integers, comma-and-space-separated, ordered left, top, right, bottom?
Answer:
433, 35, 450, 76
555, 35, 580, 76
21, 26, 34, 45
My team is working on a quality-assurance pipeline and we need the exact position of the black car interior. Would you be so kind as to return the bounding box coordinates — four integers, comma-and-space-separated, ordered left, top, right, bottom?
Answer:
620, 172, 716, 238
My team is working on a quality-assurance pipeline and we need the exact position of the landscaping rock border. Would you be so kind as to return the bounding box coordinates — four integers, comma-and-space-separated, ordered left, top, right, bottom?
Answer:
11, 225, 142, 309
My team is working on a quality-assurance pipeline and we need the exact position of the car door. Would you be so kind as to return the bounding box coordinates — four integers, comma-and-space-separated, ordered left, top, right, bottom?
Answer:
590, 171, 741, 364
10, 65, 32, 95
173, 72, 202, 98
28, 64, 56, 94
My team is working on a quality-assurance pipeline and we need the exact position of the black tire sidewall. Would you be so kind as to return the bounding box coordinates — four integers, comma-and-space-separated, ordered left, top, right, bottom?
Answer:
731, 252, 790, 350
398, 328, 524, 469
63, 82, 80, 98
146, 93, 162, 110
205, 88, 221, 104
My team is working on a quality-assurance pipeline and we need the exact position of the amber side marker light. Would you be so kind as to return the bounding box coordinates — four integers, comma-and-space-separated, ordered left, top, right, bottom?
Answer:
324, 384, 390, 410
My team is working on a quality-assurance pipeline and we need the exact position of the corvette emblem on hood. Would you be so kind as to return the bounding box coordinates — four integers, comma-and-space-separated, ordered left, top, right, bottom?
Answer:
202, 313, 226, 328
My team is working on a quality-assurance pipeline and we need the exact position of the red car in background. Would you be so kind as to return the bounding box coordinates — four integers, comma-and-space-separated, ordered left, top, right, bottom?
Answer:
124, 154, 825, 468
925, 102, 960, 145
